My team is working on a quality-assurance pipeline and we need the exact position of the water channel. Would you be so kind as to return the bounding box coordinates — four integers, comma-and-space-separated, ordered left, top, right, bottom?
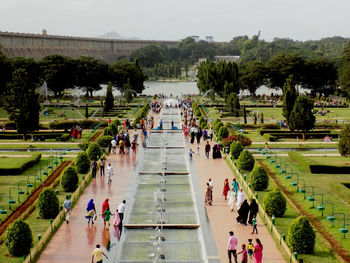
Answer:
107, 107, 213, 263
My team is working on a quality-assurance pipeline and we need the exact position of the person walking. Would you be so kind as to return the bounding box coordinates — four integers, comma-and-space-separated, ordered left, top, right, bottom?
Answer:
86, 199, 96, 225
91, 244, 108, 263
236, 243, 248, 263
102, 207, 113, 229
222, 178, 230, 200
111, 138, 117, 154
99, 158, 105, 176
209, 127, 213, 141
63, 195, 71, 224
248, 199, 259, 225
232, 178, 239, 198
254, 238, 263, 263
227, 231, 238, 263
91, 160, 97, 178
101, 199, 110, 225
106, 163, 113, 184
205, 141, 211, 159
118, 200, 126, 223
204, 182, 213, 206
251, 215, 258, 234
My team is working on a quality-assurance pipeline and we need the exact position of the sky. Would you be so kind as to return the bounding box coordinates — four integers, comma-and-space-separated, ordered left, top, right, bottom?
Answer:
0, 0, 349, 42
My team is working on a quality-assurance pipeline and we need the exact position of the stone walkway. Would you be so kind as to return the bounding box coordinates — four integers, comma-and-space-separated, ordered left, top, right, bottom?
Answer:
189, 139, 286, 263
37, 142, 139, 263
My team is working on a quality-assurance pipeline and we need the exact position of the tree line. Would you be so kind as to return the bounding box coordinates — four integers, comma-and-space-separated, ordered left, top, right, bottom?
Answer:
0, 53, 147, 98
197, 42, 350, 98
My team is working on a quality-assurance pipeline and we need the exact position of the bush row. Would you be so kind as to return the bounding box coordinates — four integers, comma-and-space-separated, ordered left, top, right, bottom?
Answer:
0, 132, 70, 140
258, 129, 331, 135
133, 103, 150, 128
0, 154, 41, 175
49, 120, 108, 129
264, 132, 338, 140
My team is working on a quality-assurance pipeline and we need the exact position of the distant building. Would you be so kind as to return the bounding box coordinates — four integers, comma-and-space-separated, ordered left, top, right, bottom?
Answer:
205, 36, 213, 42
214, 56, 240, 63
191, 35, 200, 42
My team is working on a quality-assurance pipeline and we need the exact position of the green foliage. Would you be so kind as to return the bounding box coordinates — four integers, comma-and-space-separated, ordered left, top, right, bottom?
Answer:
195, 109, 202, 117
37, 188, 60, 219
226, 93, 240, 116
87, 142, 102, 161
5, 219, 33, 257
237, 150, 255, 171
124, 79, 133, 103
287, 216, 315, 254
338, 124, 350, 156
217, 125, 229, 140
133, 103, 150, 128
111, 119, 121, 129
75, 151, 91, 174
3, 68, 41, 138
289, 96, 315, 135
213, 120, 223, 134
60, 134, 70, 141
61, 166, 79, 192
250, 166, 269, 191
78, 140, 90, 151
238, 60, 266, 95
49, 120, 108, 129
103, 126, 113, 136
104, 82, 114, 112
282, 75, 297, 127
263, 189, 287, 217
263, 133, 277, 142
230, 141, 243, 159
0, 153, 41, 175
339, 41, 350, 97
98, 135, 113, 147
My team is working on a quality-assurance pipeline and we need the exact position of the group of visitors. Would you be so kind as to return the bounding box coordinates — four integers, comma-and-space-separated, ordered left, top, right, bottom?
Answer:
151, 101, 162, 114
70, 125, 83, 140
109, 130, 138, 155
227, 231, 263, 263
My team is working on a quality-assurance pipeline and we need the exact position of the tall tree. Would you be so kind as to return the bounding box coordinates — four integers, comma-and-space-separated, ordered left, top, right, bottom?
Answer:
288, 96, 315, 140
338, 124, 350, 156
282, 75, 298, 127
104, 82, 114, 112
339, 41, 350, 97
266, 53, 305, 90
238, 60, 266, 95
4, 69, 40, 140
0, 49, 11, 96
74, 56, 109, 97
40, 55, 76, 97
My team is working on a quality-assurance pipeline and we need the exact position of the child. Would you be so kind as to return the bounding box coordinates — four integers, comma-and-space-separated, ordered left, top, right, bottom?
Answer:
247, 239, 254, 260
196, 147, 200, 156
102, 207, 113, 229
236, 243, 248, 263
189, 149, 194, 159
252, 215, 258, 234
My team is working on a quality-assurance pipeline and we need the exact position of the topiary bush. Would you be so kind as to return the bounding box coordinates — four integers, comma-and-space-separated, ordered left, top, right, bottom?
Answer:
75, 152, 90, 174
37, 188, 59, 219
218, 126, 229, 140
5, 219, 33, 257
213, 121, 223, 134
230, 141, 243, 159
287, 216, 315, 254
87, 142, 102, 161
110, 119, 121, 134
61, 166, 79, 192
263, 189, 286, 217
78, 140, 90, 151
237, 150, 255, 171
60, 134, 70, 141
250, 166, 269, 191
97, 135, 113, 148
338, 124, 350, 156
103, 126, 113, 136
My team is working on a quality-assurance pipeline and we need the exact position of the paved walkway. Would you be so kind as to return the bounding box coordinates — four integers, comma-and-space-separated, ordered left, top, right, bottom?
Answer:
37, 142, 139, 263
190, 139, 286, 263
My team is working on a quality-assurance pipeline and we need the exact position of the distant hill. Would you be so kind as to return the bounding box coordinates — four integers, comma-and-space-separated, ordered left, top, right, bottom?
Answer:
97, 31, 140, 40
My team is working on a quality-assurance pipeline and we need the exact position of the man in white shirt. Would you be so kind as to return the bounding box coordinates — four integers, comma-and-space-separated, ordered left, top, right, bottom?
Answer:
106, 163, 113, 184
118, 200, 126, 222
111, 139, 117, 154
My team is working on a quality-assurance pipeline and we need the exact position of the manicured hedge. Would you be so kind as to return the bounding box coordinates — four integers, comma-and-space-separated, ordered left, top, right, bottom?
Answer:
287, 216, 315, 254
0, 132, 69, 140
49, 120, 108, 129
133, 103, 150, 128
263, 133, 277, 142
5, 219, 33, 257
288, 152, 350, 174
258, 129, 331, 136
0, 154, 41, 175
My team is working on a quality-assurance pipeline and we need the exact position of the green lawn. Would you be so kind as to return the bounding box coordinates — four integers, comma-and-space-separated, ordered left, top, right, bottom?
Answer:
0, 156, 36, 169
257, 155, 350, 260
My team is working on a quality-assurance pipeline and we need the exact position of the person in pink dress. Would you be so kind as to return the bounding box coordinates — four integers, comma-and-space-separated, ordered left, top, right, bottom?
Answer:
222, 178, 230, 200
254, 238, 263, 263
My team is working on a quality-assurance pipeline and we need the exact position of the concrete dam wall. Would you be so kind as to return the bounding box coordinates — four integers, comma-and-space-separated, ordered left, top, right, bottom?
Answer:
0, 31, 178, 63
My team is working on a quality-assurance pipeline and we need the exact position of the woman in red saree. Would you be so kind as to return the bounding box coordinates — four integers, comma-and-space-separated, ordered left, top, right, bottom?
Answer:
222, 178, 230, 200
102, 198, 110, 225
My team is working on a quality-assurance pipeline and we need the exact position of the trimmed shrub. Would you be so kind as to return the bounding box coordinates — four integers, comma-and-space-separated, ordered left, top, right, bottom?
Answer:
263, 133, 277, 142
195, 109, 201, 117
263, 189, 286, 217
338, 124, 350, 156
87, 142, 102, 161
60, 134, 70, 141
49, 120, 108, 129
5, 219, 33, 256
61, 166, 79, 192
287, 216, 315, 254
230, 141, 243, 159
103, 126, 113, 136
98, 135, 113, 148
78, 140, 90, 151
37, 188, 59, 219
213, 121, 223, 134
75, 152, 90, 174
237, 150, 255, 171
0, 154, 41, 175
250, 166, 269, 191
218, 126, 229, 140
110, 119, 120, 134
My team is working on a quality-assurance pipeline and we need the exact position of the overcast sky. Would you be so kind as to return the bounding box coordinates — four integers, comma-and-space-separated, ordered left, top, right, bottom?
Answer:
1, 0, 349, 42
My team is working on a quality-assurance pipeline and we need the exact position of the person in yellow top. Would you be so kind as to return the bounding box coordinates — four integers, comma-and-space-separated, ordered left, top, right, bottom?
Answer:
92, 244, 108, 263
